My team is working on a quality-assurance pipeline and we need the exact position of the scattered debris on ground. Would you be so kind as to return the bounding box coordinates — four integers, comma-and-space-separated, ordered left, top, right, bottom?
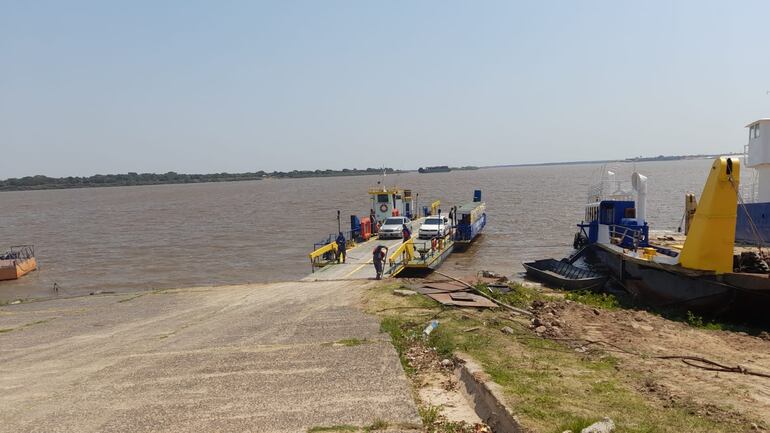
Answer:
538, 297, 770, 426
579, 417, 615, 433
362, 277, 770, 433
366, 286, 494, 432
394, 289, 418, 297
403, 331, 492, 432
409, 279, 496, 308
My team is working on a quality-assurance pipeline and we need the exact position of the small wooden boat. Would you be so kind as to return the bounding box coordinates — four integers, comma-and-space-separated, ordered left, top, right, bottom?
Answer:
0, 246, 37, 281
523, 258, 607, 291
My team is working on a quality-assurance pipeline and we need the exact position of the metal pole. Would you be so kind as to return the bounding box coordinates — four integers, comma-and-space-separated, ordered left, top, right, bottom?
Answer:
337, 210, 341, 234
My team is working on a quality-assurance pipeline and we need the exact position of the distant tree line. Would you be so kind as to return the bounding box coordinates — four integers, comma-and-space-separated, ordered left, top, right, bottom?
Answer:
0, 168, 402, 192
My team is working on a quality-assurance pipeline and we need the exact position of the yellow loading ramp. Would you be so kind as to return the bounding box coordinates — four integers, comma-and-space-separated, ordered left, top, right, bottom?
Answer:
387, 233, 455, 277
303, 219, 427, 281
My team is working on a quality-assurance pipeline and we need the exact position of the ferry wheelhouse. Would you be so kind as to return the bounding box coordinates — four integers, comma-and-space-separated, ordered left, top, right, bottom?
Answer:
575, 169, 653, 253
369, 187, 416, 222
737, 118, 770, 244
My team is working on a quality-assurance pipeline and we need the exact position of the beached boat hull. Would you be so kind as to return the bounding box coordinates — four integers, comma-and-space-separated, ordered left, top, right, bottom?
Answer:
523, 258, 607, 291
585, 244, 770, 323
0, 257, 37, 281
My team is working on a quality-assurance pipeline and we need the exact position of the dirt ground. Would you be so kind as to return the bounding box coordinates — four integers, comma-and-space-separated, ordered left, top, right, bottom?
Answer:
363, 277, 770, 432
528, 297, 770, 427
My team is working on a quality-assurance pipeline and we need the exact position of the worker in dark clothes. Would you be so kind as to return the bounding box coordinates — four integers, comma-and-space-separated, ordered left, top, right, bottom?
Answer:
335, 232, 346, 263
402, 223, 411, 243
372, 245, 388, 280
370, 209, 379, 234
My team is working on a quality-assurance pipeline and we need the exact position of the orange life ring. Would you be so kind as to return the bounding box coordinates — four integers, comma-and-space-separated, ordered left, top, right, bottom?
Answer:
379, 204, 388, 213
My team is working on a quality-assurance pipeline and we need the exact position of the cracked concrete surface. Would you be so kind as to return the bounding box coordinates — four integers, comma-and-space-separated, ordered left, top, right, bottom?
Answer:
0, 281, 420, 432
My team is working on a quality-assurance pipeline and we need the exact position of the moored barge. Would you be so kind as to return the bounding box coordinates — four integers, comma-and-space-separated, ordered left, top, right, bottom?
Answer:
574, 157, 770, 324
0, 246, 37, 281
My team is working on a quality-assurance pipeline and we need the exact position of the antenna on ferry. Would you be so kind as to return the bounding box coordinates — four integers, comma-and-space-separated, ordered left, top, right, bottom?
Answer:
377, 167, 387, 191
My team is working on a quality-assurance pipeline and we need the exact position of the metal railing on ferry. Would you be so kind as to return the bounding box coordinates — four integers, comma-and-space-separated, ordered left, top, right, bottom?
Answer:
308, 230, 356, 272
411, 232, 453, 263
608, 225, 644, 249
386, 238, 415, 275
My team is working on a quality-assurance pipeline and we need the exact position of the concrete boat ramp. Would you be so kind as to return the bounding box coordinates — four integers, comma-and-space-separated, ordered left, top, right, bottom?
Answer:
0, 281, 421, 433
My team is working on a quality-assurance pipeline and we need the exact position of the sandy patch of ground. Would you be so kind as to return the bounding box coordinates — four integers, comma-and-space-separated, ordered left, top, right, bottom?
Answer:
0, 281, 421, 433
530, 299, 770, 427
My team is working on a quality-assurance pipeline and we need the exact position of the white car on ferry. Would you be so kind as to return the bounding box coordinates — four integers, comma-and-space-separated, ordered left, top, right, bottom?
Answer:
378, 217, 411, 239
419, 216, 450, 239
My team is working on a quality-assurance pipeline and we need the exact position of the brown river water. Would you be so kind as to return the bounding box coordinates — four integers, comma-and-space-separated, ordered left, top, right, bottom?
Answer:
0, 159, 714, 301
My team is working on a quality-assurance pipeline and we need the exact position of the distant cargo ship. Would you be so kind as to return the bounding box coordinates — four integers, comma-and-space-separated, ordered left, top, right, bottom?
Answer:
418, 166, 451, 174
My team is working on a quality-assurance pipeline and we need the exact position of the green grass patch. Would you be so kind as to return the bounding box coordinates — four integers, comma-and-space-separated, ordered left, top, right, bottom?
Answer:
478, 282, 546, 309
554, 417, 597, 433
684, 311, 726, 330
307, 425, 358, 433
364, 281, 749, 433
26, 319, 52, 326
380, 316, 419, 375
426, 326, 456, 358
419, 405, 441, 427
0, 318, 54, 335
118, 293, 146, 303
362, 419, 388, 432
564, 290, 620, 310
334, 338, 368, 347
648, 309, 756, 334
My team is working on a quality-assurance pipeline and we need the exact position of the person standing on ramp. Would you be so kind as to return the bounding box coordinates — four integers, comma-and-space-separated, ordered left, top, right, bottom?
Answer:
335, 232, 347, 263
372, 245, 388, 280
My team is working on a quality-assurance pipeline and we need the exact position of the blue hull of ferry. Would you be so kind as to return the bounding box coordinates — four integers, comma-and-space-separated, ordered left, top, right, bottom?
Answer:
735, 202, 770, 244
455, 213, 486, 244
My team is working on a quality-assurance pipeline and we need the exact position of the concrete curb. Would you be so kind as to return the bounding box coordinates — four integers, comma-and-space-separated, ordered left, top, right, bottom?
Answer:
454, 352, 525, 433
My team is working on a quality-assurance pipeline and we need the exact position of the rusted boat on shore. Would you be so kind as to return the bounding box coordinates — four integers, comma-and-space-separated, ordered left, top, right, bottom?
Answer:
0, 246, 37, 281
523, 258, 607, 291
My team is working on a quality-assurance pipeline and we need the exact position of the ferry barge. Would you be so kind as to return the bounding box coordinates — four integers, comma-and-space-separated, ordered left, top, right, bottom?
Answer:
0, 245, 37, 281
573, 157, 770, 323
307, 185, 486, 280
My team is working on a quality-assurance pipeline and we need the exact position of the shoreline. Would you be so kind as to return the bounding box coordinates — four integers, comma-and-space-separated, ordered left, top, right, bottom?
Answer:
2, 277, 768, 432
0, 154, 739, 193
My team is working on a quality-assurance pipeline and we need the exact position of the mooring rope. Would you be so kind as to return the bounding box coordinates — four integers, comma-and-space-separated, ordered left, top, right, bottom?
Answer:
729, 175, 766, 256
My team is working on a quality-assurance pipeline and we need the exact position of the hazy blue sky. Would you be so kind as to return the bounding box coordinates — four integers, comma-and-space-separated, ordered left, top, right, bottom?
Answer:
2, 1, 769, 178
